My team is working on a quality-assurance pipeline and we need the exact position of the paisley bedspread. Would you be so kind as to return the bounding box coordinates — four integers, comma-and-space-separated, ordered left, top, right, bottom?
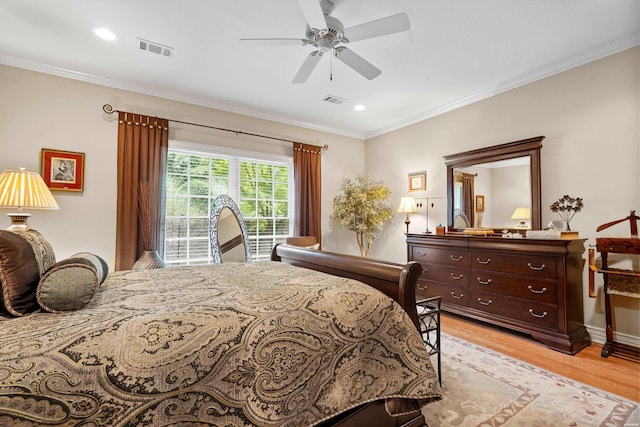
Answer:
0, 262, 441, 426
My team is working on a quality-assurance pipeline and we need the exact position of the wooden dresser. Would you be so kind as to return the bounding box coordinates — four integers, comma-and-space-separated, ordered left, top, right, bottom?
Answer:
407, 233, 591, 354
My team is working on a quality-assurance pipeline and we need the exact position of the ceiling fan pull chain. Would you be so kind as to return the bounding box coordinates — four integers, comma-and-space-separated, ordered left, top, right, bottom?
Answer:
330, 52, 333, 82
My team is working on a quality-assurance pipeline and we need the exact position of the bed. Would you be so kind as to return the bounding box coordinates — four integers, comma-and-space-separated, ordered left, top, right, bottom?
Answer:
0, 242, 441, 426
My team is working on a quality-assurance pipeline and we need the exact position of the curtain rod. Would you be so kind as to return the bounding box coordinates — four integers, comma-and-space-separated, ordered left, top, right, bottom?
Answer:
102, 104, 328, 151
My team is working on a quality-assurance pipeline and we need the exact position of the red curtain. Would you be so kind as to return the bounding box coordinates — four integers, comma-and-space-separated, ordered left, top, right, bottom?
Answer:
293, 143, 322, 246
115, 112, 169, 270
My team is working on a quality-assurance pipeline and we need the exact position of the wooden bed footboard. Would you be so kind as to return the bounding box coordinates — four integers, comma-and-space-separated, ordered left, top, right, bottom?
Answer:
272, 245, 428, 427
271, 245, 423, 334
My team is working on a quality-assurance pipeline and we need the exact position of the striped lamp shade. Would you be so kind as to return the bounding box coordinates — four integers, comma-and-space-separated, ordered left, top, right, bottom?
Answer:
0, 168, 59, 230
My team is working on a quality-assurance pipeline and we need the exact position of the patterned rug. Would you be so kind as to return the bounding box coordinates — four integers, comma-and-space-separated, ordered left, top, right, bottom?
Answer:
422, 333, 639, 426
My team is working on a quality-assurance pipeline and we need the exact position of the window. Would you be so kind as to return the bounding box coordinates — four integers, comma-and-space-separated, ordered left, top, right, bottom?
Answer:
165, 142, 294, 265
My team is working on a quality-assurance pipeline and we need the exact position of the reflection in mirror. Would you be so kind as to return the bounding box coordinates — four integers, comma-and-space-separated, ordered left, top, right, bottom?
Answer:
453, 157, 531, 229
210, 195, 251, 263
445, 136, 543, 232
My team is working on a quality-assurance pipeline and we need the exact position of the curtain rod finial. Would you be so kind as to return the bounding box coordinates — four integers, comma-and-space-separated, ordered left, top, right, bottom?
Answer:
103, 104, 115, 114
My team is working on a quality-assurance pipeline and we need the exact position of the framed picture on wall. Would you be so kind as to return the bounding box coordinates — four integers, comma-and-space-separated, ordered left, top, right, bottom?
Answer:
408, 171, 426, 192
41, 148, 85, 192
476, 195, 485, 212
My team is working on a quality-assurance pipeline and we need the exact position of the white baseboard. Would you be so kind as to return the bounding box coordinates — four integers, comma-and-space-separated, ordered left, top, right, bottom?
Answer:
585, 325, 640, 348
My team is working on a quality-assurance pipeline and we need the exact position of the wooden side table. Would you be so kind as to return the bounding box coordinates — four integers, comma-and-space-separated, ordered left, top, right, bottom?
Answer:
417, 296, 442, 385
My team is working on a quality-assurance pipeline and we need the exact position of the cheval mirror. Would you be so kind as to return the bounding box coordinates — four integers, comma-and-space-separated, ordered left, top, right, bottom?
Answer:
444, 136, 544, 232
210, 195, 252, 263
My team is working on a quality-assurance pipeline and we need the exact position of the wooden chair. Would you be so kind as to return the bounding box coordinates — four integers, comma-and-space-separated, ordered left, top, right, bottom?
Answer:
285, 236, 320, 250
588, 210, 640, 358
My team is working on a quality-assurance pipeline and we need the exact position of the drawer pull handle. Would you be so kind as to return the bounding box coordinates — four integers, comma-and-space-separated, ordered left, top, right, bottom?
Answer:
528, 309, 548, 318
450, 273, 464, 280
422, 267, 428, 274
477, 278, 492, 285
527, 285, 547, 294
477, 298, 492, 306
417, 283, 427, 291
417, 250, 428, 257
450, 255, 463, 261
476, 257, 491, 264
527, 262, 546, 271
450, 292, 464, 299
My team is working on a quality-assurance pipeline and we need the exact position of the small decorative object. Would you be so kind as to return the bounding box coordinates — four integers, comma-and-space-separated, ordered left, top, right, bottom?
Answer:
436, 225, 446, 235
333, 175, 392, 257
462, 227, 494, 236
41, 149, 85, 192
132, 181, 166, 270
550, 195, 583, 231
132, 250, 166, 271
408, 171, 426, 192
526, 229, 561, 240
415, 196, 442, 234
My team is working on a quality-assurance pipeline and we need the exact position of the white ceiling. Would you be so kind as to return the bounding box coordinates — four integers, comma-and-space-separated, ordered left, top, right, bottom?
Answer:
1, 0, 638, 139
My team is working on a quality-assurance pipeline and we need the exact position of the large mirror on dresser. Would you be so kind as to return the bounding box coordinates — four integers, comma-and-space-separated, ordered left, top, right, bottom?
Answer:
444, 136, 544, 232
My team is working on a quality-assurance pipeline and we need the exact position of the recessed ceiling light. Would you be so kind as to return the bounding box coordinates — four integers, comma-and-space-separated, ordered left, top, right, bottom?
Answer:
354, 105, 366, 111
93, 27, 116, 41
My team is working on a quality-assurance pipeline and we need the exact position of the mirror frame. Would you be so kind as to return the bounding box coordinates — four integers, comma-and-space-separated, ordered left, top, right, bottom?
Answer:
210, 194, 252, 263
444, 136, 544, 232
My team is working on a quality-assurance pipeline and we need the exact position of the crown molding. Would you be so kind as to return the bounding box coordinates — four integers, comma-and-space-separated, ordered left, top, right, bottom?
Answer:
0, 54, 365, 141
365, 34, 640, 139
2, 31, 637, 143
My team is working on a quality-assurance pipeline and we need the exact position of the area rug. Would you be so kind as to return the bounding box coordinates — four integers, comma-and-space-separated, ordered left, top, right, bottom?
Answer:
422, 333, 639, 426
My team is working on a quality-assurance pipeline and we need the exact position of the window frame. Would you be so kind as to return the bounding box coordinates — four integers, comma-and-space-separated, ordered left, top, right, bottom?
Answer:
165, 140, 294, 264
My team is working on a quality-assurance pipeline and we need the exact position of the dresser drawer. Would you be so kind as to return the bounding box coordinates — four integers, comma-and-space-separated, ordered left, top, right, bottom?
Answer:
422, 264, 469, 287
471, 291, 558, 329
471, 271, 557, 304
416, 280, 469, 307
471, 251, 557, 278
411, 246, 469, 267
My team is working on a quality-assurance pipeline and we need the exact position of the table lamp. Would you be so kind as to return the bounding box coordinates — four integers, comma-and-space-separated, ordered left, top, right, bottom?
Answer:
510, 207, 531, 229
0, 168, 59, 230
397, 196, 418, 233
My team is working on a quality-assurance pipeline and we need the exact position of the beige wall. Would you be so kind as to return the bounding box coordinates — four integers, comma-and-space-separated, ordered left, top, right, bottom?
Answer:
0, 64, 366, 265
365, 46, 640, 345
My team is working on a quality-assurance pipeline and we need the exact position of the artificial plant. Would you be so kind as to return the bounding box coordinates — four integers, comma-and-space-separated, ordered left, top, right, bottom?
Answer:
333, 175, 392, 256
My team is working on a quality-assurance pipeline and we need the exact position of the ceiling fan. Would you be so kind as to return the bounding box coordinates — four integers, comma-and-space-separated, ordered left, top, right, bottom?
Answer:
239, 0, 410, 83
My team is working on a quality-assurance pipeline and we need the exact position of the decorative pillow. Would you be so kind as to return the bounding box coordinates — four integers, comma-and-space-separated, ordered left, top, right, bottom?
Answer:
0, 229, 56, 317
70, 252, 109, 284
37, 257, 100, 313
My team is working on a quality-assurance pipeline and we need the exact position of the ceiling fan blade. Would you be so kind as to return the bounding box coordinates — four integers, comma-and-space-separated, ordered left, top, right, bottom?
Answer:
292, 51, 323, 83
297, 0, 327, 31
342, 13, 410, 43
239, 38, 306, 47
335, 47, 381, 80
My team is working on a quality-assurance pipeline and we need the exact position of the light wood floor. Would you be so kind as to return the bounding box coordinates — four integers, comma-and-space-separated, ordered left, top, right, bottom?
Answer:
441, 313, 640, 402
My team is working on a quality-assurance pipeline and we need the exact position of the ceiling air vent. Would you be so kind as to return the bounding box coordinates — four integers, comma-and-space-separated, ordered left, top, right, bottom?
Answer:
322, 95, 346, 105
138, 38, 174, 58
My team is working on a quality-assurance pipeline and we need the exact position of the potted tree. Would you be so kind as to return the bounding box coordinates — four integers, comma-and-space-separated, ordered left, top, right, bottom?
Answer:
333, 175, 392, 256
